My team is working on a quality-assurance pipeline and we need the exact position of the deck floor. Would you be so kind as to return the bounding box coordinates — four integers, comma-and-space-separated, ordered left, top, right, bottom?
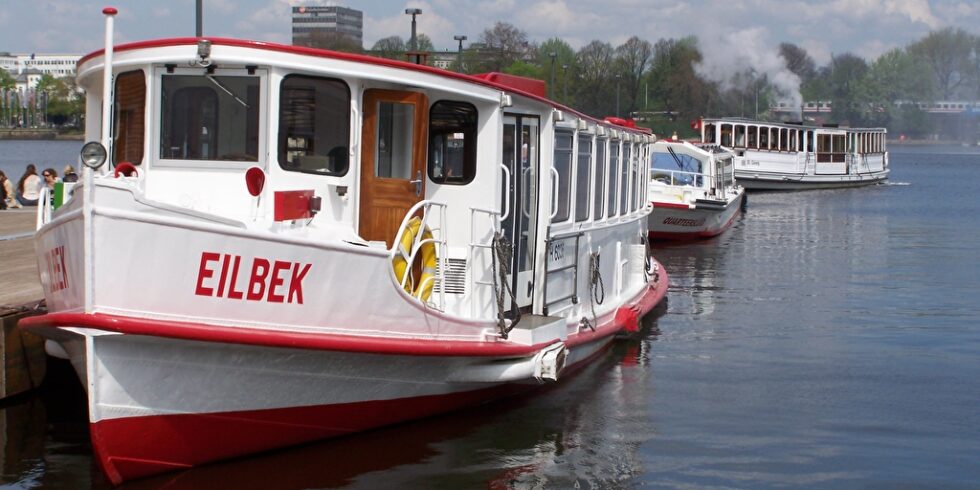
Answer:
0, 210, 42, 309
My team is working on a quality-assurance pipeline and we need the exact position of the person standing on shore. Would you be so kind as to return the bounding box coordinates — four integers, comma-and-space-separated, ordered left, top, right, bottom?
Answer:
16, 164, 41, 207
0, 170, 11, 210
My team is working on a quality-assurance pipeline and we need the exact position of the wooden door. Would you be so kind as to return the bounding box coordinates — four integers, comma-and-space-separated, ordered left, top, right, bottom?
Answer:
359, 89, 429, 246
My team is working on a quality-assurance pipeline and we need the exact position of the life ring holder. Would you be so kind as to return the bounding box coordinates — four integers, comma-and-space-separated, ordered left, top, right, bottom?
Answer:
391, 216, 438, 302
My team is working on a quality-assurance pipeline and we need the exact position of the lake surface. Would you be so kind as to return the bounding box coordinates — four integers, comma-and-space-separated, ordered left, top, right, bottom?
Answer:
1, 143, 978, 489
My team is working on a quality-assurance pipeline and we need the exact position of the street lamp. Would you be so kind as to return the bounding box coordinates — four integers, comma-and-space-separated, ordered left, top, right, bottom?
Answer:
548, 52, 557, 99
405, 8, 422, 52
561, 64, 569, 103
615, 74, 621, 117
454, 35, 467, 71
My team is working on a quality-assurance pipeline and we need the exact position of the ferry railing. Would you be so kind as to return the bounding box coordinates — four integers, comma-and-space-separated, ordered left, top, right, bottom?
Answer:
650, 168, 705, 188
469, 205, 502, 319
36, 187, 52, 229
542, 231, 583, 316
390, 200, 448, 310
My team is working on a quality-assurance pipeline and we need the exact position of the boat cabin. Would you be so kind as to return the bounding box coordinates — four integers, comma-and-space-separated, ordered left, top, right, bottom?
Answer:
65, 38, 657, 322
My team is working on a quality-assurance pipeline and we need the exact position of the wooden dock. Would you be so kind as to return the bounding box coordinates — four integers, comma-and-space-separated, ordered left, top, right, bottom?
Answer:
0, 210, 46, 399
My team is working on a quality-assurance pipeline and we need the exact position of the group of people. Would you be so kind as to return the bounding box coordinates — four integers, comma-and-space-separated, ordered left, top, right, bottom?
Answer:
0, 164, 78, 210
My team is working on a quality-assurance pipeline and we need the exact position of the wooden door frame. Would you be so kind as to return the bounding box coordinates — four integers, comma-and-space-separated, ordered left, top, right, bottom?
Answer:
358, 89, 429, 246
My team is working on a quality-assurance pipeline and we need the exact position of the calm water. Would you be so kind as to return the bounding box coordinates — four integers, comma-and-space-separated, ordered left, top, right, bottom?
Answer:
0, 140, 83, 182
1, 143, 979, 489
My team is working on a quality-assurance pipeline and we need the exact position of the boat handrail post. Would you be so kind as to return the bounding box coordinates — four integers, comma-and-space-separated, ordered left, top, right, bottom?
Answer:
100, 7, 117, 175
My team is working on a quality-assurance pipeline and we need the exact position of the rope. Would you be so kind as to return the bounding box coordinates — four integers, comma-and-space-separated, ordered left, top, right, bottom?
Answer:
491, 232, 520, 339
582, 251, 604, 332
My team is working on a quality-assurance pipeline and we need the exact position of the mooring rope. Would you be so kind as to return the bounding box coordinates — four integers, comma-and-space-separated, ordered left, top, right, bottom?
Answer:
491, 232, 520, 339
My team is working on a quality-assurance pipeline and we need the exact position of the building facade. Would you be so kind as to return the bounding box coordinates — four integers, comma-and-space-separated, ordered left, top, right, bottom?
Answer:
0, 53, 80, 80
291, 6, 363, 48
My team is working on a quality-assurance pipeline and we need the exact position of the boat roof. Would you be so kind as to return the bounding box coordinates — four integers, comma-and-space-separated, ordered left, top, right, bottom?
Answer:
653, 139, 735, 159
78, 37, 655, 138
702, 117, 886, 133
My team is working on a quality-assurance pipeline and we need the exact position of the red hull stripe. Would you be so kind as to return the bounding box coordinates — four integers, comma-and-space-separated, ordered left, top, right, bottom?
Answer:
652, 201, 690, 209
19, 269, 667, 356
91, 384, 523, 485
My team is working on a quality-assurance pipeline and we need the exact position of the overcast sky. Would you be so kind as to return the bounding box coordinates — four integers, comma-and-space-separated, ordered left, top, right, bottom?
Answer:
1, 0, 978, 65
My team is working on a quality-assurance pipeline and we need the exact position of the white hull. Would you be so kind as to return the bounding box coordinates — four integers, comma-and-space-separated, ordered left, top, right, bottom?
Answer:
735, 169, 889, 190
647, 192, 744, 239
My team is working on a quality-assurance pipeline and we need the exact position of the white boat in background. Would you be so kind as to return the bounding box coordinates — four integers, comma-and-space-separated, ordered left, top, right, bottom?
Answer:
699, 118, 889, 190
647, 140, 744, 240
20, 8, 668, 485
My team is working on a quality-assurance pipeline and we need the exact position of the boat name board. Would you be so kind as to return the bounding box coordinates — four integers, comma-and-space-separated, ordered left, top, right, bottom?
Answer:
43, 245, 70, 293
662, 217, 706, 227
195, 252, 312, 304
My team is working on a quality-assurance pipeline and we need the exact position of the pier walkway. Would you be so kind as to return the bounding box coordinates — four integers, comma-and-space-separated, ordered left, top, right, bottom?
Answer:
0, 210, 42, 308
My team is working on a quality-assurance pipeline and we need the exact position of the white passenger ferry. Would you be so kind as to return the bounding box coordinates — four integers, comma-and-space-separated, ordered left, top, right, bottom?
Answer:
699, 118, 889, 189
20, 9, 667, 484
648, 140, 744, 239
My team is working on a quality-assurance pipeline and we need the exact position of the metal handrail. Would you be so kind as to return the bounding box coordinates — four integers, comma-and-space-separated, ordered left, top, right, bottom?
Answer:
649, 168, 706, 188
390, 200, 448, 309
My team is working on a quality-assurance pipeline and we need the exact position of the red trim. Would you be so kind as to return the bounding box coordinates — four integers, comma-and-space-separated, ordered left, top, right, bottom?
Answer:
652, 201, 691, 209
273, 190, 315, 221
20, 262, 667, 356
102, 7, 117, 15
473, 72, 546, 98
90, 384, 524, 485
76, 37, 651, 136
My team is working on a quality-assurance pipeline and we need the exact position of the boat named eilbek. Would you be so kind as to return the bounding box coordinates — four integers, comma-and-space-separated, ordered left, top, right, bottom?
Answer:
19, 8, 668, 485
699, 118, 889, 190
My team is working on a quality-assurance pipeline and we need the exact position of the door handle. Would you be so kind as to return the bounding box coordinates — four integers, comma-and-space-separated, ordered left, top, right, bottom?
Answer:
409, 170, 423, 196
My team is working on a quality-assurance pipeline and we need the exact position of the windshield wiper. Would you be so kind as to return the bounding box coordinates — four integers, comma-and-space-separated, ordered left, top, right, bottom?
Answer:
206, 75, 249, 108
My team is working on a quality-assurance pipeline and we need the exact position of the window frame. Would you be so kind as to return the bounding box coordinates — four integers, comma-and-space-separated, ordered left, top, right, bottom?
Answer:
277, 73, 352, 176
427, 100, 478, 185
153, 66, 267, 169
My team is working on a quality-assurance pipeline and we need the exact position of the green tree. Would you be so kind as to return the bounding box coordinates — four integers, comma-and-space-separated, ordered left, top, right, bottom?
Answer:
537, 38, 576, 102
907, 27, 975, 100
476, 22, 531, 72
827, 53, 869, 124
574, 40, 615, 117
645, 36, 714, 135
615, 36, 653, 116
858, 48, 933, 126
371, 36, 405, 60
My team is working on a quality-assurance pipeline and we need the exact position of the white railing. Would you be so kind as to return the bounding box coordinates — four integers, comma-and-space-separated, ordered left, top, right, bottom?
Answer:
650, 168, 706, 188
390, 200, 448, 310
469, 206, 502, 319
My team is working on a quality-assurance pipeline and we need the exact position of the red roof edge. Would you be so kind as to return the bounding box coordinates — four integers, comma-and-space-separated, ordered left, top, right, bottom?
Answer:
472, 72, 547, 98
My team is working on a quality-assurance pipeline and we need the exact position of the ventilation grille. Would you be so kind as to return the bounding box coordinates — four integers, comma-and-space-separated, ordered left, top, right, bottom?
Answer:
436, 258, 467, 294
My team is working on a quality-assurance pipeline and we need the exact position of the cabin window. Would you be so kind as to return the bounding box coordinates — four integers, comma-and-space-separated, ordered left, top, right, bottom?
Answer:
161, 74, 259, 162
630, 143, 640, 212
779, 128, 788, 151
606, 140, 620, 218
278, 75, 350, 175
720, 124, 732, 147
770, 128, 778, 150
112, 70, 145, 166
619, 143, 631, 214
428, 101, 477, 184
593, 138, 606, 219
734, 125, 746, 148
832, 135, 845, 162
759, 126, 769, 149
704, 123, 716, 144
747, 126, 758, 149
575, 134, 592, 222
553, 130, 574, 223
806, 130, 814, 152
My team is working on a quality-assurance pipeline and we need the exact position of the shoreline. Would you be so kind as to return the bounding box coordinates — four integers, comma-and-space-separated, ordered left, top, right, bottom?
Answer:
0, 130, 84, 141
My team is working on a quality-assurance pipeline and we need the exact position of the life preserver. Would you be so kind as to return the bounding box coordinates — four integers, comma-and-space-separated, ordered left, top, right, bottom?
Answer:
391, 216, 437, 302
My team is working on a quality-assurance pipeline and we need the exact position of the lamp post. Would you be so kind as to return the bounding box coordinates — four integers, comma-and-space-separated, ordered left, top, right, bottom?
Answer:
561, 64, 568, 103
454, 35, 467, 71
405, 8, 422, 52
548, 52, 557, 99
615, 74, 621, 117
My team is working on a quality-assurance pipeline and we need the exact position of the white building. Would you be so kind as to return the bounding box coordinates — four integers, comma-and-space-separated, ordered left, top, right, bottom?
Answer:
0, 52, 81, 87
291, 6, 363, 48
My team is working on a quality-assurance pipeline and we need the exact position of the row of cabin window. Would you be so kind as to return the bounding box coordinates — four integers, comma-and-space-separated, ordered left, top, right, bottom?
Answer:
111, 71, 478, 185
552, 129, 648, 224
704, 123, 886, 154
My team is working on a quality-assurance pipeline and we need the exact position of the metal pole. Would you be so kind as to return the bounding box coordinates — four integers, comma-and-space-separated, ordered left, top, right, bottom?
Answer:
549, 52, 556, 100
196, 0, 203, 37
615, 75, 621, 117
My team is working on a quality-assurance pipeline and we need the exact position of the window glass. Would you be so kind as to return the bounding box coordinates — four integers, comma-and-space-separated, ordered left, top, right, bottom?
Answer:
652, 151, 702, 186
619, 143, 630, 213
606, 140, 619, 218
720, 124, 732, 146
575, 134, 592, 222
704, 123, 716, 143
747, 126, 757, 148
113, 70, 145, 165
428, 101, 477, 184
593, 138, 606, 219
759, 127, 769, 149
734, 125, 746, 147
375, 102, 415, 178
630, 143, 639, 212
553, 130, 573, 223
161, 74, 259, 161
278, 75, 350, 174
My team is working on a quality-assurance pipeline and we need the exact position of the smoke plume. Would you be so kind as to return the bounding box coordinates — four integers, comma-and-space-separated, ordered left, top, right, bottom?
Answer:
694, 27, 802, 119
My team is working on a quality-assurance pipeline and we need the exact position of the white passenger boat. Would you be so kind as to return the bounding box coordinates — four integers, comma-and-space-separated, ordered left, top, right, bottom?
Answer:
647, 140, 744, 239
19, 9, 667, 485
699, 118, 889, 190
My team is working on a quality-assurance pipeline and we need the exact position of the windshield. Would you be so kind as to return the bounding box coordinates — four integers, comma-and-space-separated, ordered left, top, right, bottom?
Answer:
160, 74, 260, 162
